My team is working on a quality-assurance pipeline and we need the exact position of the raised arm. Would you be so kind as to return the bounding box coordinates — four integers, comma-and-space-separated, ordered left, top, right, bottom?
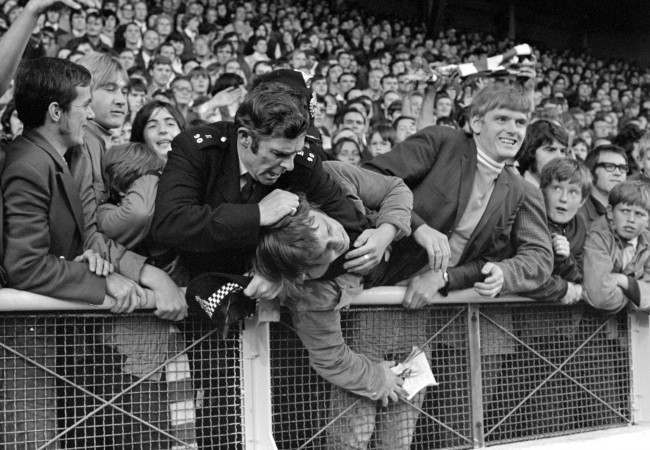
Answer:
0, 0, 84, 95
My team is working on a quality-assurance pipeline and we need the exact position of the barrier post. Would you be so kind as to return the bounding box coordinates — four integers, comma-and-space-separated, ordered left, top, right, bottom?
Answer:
467, 304, 485, 447
629, 311, 650, 424
242, 316, 277, 450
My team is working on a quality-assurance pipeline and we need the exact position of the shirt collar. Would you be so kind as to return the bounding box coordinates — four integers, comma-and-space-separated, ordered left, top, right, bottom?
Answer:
238, 158, 248, 177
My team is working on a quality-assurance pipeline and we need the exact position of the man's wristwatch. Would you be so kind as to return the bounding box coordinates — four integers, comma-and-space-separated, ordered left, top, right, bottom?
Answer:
440, 271, 450, 297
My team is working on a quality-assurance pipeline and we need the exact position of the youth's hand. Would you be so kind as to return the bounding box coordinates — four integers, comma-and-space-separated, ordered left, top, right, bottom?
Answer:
403, 270, 445, 309
474, 262, 504, 297
106, 273, 145, 314
244, 272, 282, 301
552, 234, 571, 258
375, 361, 407, 407
344, 224, 396, 274
413, 224, 450, 272
74, 249, 113, 277
140, 265, 187, 321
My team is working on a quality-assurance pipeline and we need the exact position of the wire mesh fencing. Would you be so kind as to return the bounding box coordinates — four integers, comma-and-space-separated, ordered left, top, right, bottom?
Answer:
0, 302, 633, 449
481, 304, 631, 444
270, 303, 631, 450
270, 306, 473, 450
0, 313, 243, 450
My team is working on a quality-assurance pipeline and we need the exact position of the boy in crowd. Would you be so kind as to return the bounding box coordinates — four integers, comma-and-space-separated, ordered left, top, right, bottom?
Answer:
583, 180, 650, 312
148, 55, 174, 95
525, 158, 592, 304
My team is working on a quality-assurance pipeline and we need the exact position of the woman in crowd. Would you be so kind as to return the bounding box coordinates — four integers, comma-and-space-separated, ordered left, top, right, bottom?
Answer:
98, 101, 186, 261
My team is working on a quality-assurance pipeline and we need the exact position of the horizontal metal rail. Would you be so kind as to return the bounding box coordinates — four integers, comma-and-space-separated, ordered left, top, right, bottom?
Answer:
0, 287, 532, 312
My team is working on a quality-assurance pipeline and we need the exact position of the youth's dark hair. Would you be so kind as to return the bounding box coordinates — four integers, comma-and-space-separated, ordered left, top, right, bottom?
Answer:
254, 195, 320, 284
517, 119, 569, 174
14, 57, 91, 129
130, 100, 186, 143
211, 72, 245, 95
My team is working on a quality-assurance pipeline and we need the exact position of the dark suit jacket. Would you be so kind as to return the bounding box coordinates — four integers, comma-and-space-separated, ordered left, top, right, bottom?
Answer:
152, 122, 369, 277
364, 125, 553, 294
1, 129, 106, 303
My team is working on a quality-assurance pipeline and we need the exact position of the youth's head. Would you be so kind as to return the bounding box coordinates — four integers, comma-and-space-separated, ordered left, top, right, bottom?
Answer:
607, 181, 650, 241
517, 119, 570, 176
103, 142, 164, 201
393, 115, 416, 143
368, 124, 396, 157
540, 158, 592, 224
171, 76, 193, 106
469, 85, 531, 162
148, 56, 174, 88
255, 196, 350, 287
131, 100, 186, 162
126, 77, 147, 116
332, 137, 362, 166
234, 82, 310, 185
585, 144, 628, 196
77, 52, 128, 129
338, 107, 366, 140
14, 57, 92, 147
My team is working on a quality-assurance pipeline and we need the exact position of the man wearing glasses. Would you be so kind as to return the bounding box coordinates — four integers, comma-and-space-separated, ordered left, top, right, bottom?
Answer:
580, 145, 629, 225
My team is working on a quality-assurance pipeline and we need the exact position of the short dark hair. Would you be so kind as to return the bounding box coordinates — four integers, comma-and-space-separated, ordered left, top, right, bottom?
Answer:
211, 72, 244, 95
14, 57, 91, 129
254, 195, 332, 294
127, 77, 147, 94
130, 100, 186, 143
517, 119, 569, 174
148, 55, 173, 71
584, 144, 628, 174
540, 158, 593, 200
609, 180, 650, 212
234, 81, 310, 149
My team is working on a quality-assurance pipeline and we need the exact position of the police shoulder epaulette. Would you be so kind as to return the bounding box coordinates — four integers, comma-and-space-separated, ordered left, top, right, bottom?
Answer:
189, 128, 229, 150
294, 147, 317, 168
305, 133, 322, 144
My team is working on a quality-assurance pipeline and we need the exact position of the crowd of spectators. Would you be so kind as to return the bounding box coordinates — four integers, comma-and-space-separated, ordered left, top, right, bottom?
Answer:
0, 0, 648, 158
2, 0, 650, 448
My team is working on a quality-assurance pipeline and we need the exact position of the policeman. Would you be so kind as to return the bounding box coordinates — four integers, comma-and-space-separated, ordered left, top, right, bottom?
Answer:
152, 73, 370, 300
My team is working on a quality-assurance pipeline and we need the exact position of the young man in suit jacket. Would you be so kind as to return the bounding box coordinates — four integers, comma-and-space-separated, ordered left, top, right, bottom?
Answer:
365, 84, 554, 306
2, 57, 186, 318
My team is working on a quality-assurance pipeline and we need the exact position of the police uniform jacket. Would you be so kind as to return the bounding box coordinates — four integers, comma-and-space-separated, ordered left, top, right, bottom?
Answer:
152, 122, 369, 276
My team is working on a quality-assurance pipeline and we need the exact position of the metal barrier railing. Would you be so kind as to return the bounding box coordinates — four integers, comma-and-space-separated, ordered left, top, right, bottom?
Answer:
0, 288, 646, 450
269, 299, 633, 449
0, 308, 244, 449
